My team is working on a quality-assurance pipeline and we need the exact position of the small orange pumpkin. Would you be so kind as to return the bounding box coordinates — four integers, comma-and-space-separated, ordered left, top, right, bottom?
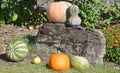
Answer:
49, 53, 70, 71
47, 1, 72, 23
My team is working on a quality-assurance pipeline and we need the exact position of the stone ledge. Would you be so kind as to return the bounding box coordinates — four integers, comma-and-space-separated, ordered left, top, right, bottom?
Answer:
36, 23, 106, 66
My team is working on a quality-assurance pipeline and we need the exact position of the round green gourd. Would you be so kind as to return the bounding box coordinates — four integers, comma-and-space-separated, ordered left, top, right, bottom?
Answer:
68, 5, 79, 16
6, 41, 29, 61
71, 56, 89, 70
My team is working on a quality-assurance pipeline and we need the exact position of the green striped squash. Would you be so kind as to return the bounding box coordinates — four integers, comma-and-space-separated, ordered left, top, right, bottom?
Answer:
71, 56, 89, 70
6, 41, 29, 62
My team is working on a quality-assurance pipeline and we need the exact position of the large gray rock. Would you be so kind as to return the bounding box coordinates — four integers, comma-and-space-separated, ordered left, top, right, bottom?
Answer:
37, 0, 54, 11
36, 23, 106, 66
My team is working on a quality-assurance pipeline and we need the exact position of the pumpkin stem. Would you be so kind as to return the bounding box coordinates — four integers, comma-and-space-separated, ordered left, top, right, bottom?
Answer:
72, 0, 76, 5
57, 50, 61, 54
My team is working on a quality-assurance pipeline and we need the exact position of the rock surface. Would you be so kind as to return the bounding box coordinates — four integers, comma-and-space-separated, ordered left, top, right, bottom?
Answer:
36, 23, 106, 66
37, 0, 54, 11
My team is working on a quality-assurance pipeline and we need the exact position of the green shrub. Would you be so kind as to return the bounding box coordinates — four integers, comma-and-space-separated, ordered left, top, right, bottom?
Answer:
0, 0, 47, 26
55, 0, 120, 28
55, 0, 101, 28
1, 0, 119, 28
9, 36, 39, 53
74, 0, 101, 28
103, 24, 120, 64
99, 0, 120, 27
73, 0, 120, 28
8, 37, 30, 47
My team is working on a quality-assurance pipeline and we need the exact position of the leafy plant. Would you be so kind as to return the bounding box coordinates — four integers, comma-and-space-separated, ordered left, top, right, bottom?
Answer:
0, 0, 19, 24
25, 35, 39, 53
55, 0, 101, 28
75, 0, 101, 28
8, 37, 30, 47
103, 24, 120, 64
0, 0, 47, 26
55, 0, 120, 28
8, 36, 39, 53
0, 20, 5, 26
100, 0, 120, 27
28, 11, 47, 26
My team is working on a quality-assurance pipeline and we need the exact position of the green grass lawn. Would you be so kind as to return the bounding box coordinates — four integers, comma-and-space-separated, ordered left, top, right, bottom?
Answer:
0, 63, 119, 73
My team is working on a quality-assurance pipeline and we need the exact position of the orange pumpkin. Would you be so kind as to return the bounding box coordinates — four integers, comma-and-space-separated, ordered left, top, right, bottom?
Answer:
47, 1, 72, 23
49, 53, 70, 71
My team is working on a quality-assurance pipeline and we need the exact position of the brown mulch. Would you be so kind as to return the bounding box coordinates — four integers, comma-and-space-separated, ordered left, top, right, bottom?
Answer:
0, 25, 38, 54
0, 25, 38, 66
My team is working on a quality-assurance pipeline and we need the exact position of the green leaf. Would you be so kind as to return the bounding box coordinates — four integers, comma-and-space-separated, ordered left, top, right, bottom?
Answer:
1, 3, 6, 9
0, 20, 5, 26
92, 0, 101, 3
12, 13, 18, 21
28, 9, 32, 15
81, 10, 87, 18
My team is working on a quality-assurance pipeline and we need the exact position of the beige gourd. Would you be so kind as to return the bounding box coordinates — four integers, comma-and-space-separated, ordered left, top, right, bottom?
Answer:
67, 5, 81, 26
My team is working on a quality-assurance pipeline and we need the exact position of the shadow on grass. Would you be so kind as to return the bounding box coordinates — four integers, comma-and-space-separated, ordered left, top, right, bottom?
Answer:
0, 54, 12, 62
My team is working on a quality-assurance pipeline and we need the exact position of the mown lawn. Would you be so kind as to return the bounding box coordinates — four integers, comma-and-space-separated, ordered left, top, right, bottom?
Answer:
0, 63, 119, 73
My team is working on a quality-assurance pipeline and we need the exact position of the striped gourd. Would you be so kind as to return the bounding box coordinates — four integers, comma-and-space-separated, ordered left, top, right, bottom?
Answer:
6, 41, 29, 61
71, 56, 89, 70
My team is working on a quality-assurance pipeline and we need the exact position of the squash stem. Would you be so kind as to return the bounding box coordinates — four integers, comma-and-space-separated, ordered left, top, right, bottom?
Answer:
57, 50, 61, 54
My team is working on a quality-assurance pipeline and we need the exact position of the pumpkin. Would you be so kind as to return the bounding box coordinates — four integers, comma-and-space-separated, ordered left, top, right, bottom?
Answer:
67, 5, 81, 26
49, 53, 70, 71
71, 56, 89, 70
47, 1, 72, 23
32, 56, 41, 64
6, 41, 29, 61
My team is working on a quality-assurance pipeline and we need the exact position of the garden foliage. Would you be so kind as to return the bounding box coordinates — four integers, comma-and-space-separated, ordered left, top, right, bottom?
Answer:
0, 0, 120, 28
55, 0, 120, 28
100, 0, 120, 27
0, 0, 47, 26
103, 24, 120, 64
8, 36, 39, 53
0, 0, 120, 64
